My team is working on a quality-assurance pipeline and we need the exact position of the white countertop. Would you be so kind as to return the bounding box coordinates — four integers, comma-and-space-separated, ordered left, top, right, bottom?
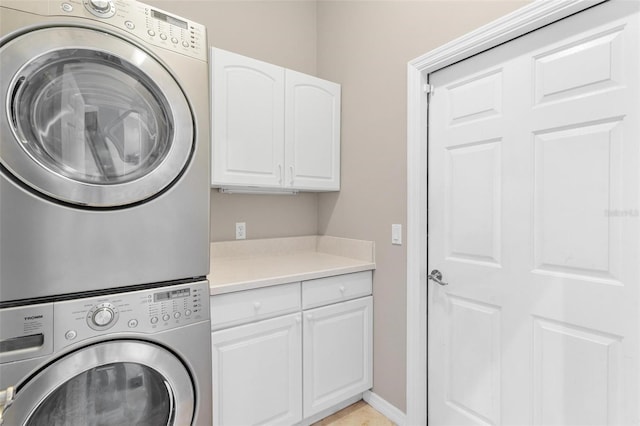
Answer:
207, 236, 375, 295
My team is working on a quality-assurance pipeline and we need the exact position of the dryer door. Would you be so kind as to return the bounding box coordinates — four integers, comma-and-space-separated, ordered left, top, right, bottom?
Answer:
2, 341, 195, 425
0, 27, 193, 207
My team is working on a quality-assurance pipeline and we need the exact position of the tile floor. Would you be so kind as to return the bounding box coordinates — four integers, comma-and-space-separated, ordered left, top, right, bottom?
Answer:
313, 400, 396, 426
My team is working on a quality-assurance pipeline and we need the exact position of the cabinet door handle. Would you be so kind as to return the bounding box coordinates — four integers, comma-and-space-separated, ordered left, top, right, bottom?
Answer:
278, 164, 283, 184
306, 314, 313, 321
289, 165, 295, 185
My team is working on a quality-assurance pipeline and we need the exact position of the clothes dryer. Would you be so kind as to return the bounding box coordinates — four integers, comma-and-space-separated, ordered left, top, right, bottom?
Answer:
0, 0, 210, 303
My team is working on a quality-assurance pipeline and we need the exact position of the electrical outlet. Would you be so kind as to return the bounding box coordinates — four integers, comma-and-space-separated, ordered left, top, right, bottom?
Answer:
235, 222, 246, 240
392, 224, 402, 245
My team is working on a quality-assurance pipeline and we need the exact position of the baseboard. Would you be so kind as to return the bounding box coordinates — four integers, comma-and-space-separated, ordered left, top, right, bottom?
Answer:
363, 390, 407, 426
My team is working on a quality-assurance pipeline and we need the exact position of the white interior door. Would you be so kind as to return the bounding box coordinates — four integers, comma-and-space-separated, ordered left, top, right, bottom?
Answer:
428, 1, 639, 424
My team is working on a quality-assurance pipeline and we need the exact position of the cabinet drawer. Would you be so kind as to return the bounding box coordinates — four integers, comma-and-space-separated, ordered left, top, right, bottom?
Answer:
210, 283, 301, 331
302, 271, 372, 309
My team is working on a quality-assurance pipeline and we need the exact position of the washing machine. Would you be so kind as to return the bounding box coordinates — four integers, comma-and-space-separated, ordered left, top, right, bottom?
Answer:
0, 0, 210, 303
0, 280, 211, 425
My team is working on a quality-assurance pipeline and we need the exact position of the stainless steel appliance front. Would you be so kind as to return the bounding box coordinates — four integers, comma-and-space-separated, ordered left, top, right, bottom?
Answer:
0, 281, 212, 425
0, 0, 210, 303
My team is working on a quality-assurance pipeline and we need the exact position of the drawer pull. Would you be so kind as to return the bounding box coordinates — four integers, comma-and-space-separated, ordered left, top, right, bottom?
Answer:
253, 302, 262, 310
307, 314, 313, 321
339, 285, 346, 294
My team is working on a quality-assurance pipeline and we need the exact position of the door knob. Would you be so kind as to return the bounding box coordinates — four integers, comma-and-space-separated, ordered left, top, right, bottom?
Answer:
428, 269, 448, 286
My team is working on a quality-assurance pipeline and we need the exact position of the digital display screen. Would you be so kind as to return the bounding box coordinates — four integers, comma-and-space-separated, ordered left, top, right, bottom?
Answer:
154, 288, 190, 302
154, 292, 170, 302
151, 9, 188, 30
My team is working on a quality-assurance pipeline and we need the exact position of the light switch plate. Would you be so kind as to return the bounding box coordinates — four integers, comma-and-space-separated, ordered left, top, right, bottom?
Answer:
392, 224, 402, 245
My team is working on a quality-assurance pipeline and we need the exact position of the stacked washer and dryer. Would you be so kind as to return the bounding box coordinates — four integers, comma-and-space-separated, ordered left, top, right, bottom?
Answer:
0, 0, 212, 424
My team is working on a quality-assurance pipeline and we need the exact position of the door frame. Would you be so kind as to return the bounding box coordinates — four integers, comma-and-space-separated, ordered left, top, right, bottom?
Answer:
405, 1, 606, 424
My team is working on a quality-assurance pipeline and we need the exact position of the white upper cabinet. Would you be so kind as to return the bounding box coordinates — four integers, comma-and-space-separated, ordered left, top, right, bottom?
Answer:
210, 47, 341, 192
285, 70, 341, 191
211, 48, 285, 187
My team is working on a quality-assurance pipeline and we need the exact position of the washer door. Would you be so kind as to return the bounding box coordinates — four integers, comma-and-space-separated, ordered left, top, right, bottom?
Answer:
0, 27, 193, 207
4, 341, 195, 426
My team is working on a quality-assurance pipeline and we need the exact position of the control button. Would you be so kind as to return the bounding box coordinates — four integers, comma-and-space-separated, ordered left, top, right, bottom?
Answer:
182, 41, 190, 48
150, 316, 159, 324
174, 312, 181, 319
162, 314, 170, 322
159, 33, 167, 41
61, 3, 73, 12
185, 309, 192, 317
170, 37, 178, 44
128, 319, 138, 328
147, 29, 156, 37
124, 20, 135, 30
65, 330, 77, 340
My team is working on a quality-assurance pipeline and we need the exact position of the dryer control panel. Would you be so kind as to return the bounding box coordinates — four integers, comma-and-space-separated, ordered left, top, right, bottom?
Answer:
52, 281, 210, 352
52, 0, 207, 61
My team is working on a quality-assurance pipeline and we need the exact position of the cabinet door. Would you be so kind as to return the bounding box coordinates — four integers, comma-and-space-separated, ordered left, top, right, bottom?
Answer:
284, 70, 341, 191
211, 48, 285, 187
303, 296, 372, 417
211, 313, 302, 426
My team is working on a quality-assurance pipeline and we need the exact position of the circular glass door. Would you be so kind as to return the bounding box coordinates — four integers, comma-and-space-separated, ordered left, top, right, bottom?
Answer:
27, 363, 171, 426
4, 341, 194, 425
0, 27, 193, 207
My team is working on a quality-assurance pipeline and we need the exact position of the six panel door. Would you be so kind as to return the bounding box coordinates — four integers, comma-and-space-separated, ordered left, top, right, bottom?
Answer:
428, 1, 639, 424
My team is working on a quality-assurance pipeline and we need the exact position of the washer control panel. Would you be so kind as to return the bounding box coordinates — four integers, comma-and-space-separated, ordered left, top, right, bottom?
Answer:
53, 281, 209, 352
54, 0, 207, 61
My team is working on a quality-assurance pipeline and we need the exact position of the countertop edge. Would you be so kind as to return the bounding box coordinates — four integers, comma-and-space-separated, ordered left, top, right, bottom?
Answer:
208, 262, 376, 296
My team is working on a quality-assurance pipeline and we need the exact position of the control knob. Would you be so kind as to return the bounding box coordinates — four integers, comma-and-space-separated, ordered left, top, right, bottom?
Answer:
87, 302, 119, 330
89, 0, 111, 12
92, 307, 114, 326
84, 0, 115, 18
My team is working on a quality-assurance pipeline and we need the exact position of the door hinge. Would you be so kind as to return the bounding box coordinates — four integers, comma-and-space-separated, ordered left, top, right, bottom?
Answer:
423, 84, 434, 94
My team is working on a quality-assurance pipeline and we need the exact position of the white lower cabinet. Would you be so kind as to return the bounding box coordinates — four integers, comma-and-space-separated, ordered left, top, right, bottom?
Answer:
302, 296, 373, 418
210, 271, 373, 425
211, 313, 303, 426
